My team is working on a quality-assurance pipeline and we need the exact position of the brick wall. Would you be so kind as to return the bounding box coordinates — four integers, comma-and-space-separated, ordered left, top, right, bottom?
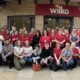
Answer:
0, 0, 35, 27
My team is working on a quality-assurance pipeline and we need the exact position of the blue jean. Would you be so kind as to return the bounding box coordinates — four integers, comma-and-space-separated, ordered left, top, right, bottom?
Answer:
23, 57, 32, 63
61, 59, 74, 71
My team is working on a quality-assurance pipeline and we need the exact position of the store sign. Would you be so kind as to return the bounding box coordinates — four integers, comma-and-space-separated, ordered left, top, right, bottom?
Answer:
36, 4, 80, 17
50, 6, 69, 15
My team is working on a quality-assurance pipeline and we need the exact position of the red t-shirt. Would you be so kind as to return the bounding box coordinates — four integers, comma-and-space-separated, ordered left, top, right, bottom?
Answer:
53, 48, 62, 59
25, 35, 29, 41
0, 31, 7, 39
77, 32, 80, 38
11, 33, 19, 44
5, 33, 11, 41
40, 36, 51, 48
48, 31, 51, 36
19, 34, 25, 45
64, 33, 70, 42
19, 34, 30, 46
72, 48, 79, 59
28, 33, 34, 44
55, 33, 65, 43
50, 34, 55, 41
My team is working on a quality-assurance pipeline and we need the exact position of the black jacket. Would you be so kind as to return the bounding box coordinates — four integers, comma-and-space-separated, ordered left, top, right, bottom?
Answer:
40, 47, 53, 58
32, 35, 41, 46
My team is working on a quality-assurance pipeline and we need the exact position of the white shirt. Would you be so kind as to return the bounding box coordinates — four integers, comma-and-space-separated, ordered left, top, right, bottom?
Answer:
14, 47, 24, 55
23, 46, 33, 55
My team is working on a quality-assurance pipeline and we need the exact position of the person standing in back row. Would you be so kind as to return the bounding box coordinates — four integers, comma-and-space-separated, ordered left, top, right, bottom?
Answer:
40, 30, 51, 49
32, 30, 41, 48
70, 28, 79, 48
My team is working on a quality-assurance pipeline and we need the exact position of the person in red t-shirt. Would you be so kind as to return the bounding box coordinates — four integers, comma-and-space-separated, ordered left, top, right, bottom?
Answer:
28, 28, 35, 45
24, 30, 29, 41
19, 29, 25, 46
55, 29, 65, 49
11, 30, 19, 45
71, 43, 79, 67
77, 28, 80, 47
50, 43, 62, 71
64, 29, 70, 43
0, 27, 7, 39
5, 30, 11, 42
55, 27, 59, 34
47, 27, 51, 36
77, 28, 80, 38
50, 29, 56, 49
40, 30, 51, 49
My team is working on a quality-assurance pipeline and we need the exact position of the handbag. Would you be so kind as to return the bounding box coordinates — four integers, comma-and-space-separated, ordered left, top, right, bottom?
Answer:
32, 63, 41, 71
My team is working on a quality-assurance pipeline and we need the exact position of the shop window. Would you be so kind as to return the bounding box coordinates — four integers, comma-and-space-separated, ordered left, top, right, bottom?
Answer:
44, 16, 73, 31
8, 16, 35, 31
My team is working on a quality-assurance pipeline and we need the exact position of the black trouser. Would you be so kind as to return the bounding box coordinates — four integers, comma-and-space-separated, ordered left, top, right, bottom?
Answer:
50, 60, 61, 71
0, 54, 3, 65
73, 58, 78, 67
5, 54, 14, 68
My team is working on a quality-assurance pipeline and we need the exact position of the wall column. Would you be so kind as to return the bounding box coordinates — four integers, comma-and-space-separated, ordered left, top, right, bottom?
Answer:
35, 15, 44, 31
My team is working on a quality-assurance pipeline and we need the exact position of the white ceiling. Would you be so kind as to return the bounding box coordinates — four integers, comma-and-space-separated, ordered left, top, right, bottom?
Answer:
70, 0, 80, 2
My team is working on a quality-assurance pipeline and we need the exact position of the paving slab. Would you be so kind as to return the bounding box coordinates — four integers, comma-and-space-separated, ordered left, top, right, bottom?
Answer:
17, 68, 34, 79
66, 67, 80, 80
33, 69, 51, 80
50, 70, 67, 78
52, 77, 69, 80
0, 71, 17, 80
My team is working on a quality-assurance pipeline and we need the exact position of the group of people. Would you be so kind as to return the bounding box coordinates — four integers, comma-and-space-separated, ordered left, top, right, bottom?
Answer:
0, 25, 80, 71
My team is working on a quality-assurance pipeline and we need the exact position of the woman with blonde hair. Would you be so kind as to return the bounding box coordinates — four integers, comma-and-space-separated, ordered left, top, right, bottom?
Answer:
14, 40, 25, 70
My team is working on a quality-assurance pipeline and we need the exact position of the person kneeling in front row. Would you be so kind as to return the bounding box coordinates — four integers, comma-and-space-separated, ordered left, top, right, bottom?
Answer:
31, 44, 41, 64
61, 42, 74, 71
23, 40, 33, 65
39, 42, 53, 68
50, 43, 62, 71
14, 40, 25, 70
2, 38, 14, 69
71, 43, 79, 67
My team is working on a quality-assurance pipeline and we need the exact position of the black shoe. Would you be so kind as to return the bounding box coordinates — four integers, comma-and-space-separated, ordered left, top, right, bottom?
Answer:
49, 66, 52, 70
69, 66, 73, 70
9, 66, 13, 69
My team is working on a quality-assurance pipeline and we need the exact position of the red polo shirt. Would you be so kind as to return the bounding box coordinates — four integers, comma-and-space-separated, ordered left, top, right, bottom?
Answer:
55, 33, 65, 43
40, 36, 51, 48
53, 48, 62, 59
11, 33, 19, 44
28, 33, 34, 44
77, 32, 80, 38
48, 31, 51, 36
25, 35, 29, 41
19, 34, 25, 45
0, 31, 7, 39
64, 33, 70, 42
50, 34, 55, 41
72, 48, 79, 59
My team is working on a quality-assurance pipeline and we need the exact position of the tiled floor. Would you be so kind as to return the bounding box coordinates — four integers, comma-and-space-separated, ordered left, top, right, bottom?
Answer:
0, 66, 80, 80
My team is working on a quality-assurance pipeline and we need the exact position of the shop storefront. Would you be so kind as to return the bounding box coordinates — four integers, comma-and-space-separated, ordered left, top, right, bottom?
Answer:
36, 4, 80, 30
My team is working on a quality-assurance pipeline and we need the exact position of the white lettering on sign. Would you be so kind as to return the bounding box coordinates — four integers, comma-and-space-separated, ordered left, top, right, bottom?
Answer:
50, 6, 69, 15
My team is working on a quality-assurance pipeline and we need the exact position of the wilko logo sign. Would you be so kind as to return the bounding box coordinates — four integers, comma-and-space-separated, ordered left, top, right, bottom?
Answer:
36, 4, 80, 17
50, 6, 69, 15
